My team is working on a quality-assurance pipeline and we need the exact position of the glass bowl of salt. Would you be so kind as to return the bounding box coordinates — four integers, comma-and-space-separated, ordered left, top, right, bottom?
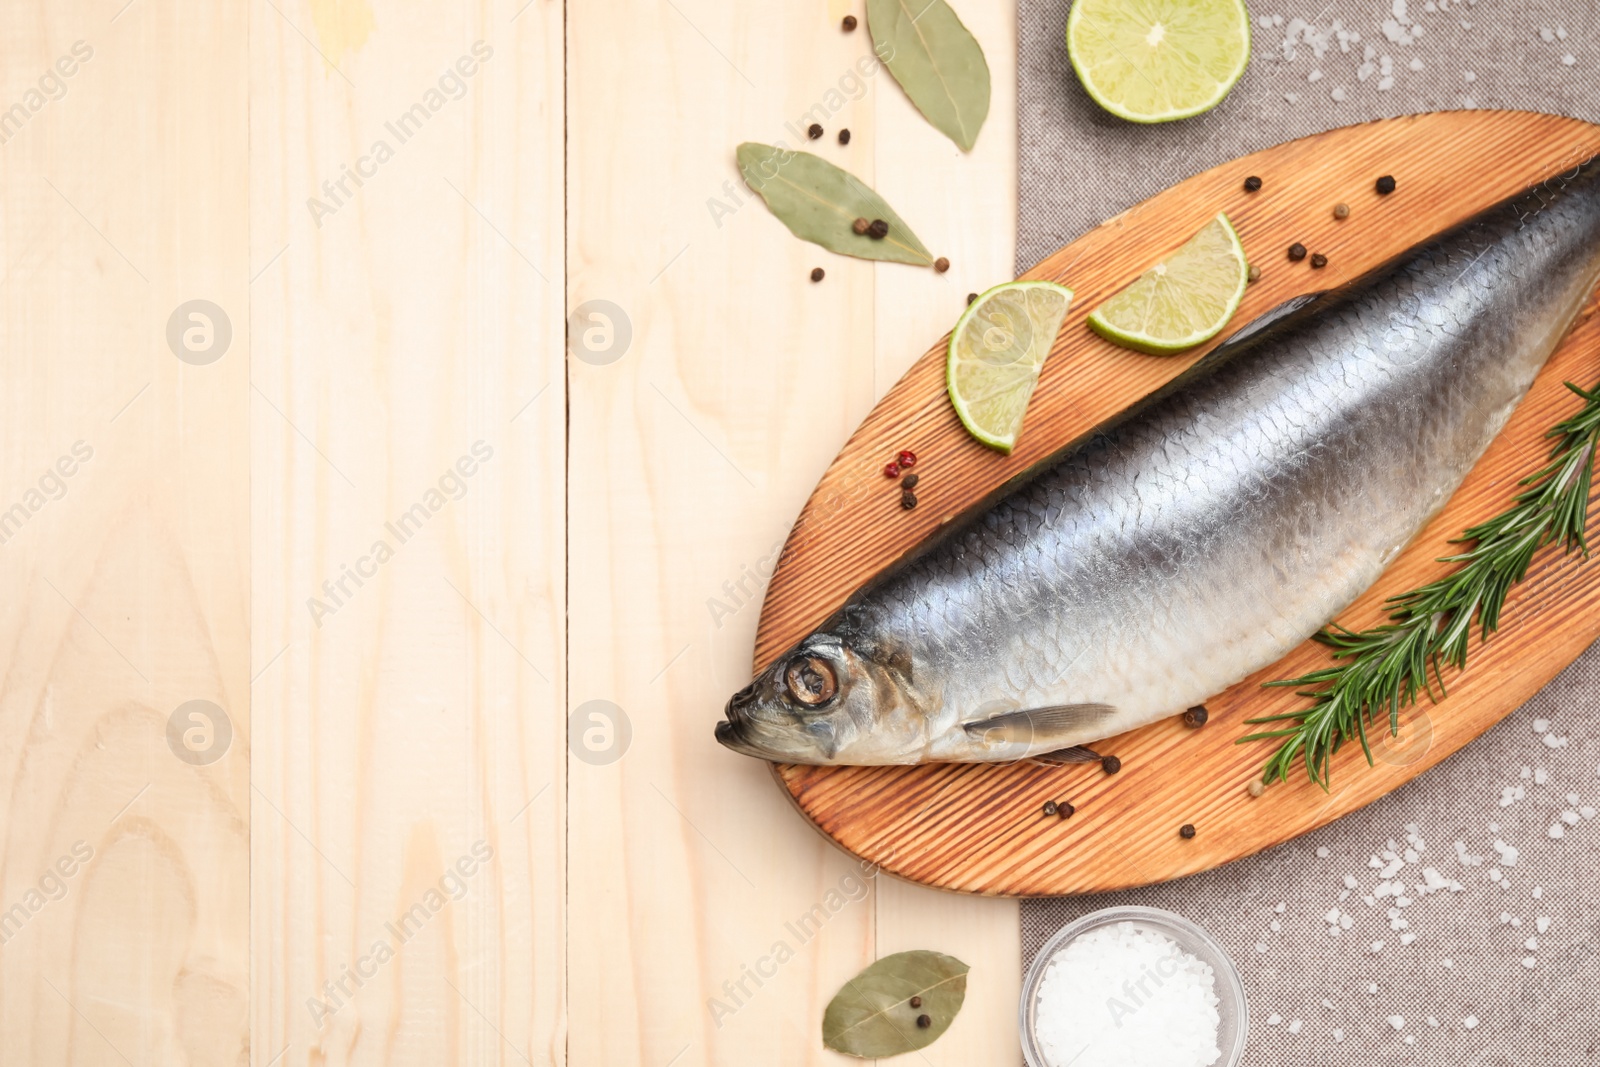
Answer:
1019, 906, 1248, 1067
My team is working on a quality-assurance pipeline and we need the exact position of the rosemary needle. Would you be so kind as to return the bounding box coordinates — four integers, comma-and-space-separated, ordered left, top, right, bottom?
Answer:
1241, 379, 1600, 789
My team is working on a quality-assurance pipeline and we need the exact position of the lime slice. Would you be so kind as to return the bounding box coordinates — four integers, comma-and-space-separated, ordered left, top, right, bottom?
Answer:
947, 281, 1074, 454
1067, 0, 1251, 124
1087, 213, 1247, 355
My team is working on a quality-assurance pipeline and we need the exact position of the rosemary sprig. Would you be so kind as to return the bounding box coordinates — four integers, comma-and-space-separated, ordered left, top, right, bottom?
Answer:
1240, 379, 1600, 789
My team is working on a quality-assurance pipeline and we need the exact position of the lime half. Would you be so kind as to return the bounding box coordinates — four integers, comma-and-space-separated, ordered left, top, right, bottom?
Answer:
1088, 213, 1247, 355
947, 281, 1074, 454
1067, 0, 1251, 124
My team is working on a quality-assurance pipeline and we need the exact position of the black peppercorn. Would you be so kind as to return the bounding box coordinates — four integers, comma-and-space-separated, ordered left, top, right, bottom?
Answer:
1183, 705, 1208, 728
1243, 175, 1262, 192
838, 128, 851, 145
1376, 174, 1397, 195
1179, 823, 1196, 839
1042, 801, 1058, 816
867, 218, 889, 240
1310, 252, 1328, 269
842, 14, 857, 30
1101, 755, 1121, 775
909, 996, 923, 1008
1058, 802, 1075, 818
810, 267, 825, 282
901, 472, 919, 490
966, 293, 978, 304
1288, 242, 1307, 261
852, 217, 870, 235
916, 1014, 932, 1028
934, 256, 950, 273
901, 491, 917, 510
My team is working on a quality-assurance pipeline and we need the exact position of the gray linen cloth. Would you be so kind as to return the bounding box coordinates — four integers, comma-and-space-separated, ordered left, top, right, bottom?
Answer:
1018, 2, 1600, 1063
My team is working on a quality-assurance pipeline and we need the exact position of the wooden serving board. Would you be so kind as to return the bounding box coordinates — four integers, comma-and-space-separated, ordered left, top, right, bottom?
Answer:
753, 111, 1600, 897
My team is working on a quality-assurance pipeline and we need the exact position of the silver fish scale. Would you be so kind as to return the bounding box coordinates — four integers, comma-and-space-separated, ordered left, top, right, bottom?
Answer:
857, 165, 1600, 758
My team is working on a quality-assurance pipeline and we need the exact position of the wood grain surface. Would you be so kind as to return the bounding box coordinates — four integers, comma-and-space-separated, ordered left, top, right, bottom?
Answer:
759, 112, 1600, 897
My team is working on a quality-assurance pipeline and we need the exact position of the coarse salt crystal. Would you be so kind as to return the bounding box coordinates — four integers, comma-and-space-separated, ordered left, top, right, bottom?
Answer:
1316, 847, 1330, 859
1523, 956, 1537, 969
1270, 920, 1282, 933
1533, 719, 1550, 733
1332, 1028, 1345, 1041
1532, 887, 1544, 899
1535, 768, 1549, 785
1441, 959, 1453, 968
1537, 916, 1551, 933
1267, 1013, 1283, 1026
1562, 810, 1581, 825
1371, 940, 1385, 953
1330, 86, 1347, 102
1544, 734, 1568, 748
1388, 1015, 1405, 1030
1549, 824, 1566, 839
1463, 1015, 1479, 1029
1288, 1019, 1303, 1034
1409, 57, 1424, 71
1563, 53, 1576, 66
1032, 921, 1222, 1067
1525, 937, 1539, 951
1256, 943, 1269, 954
1344, 874, 1359, 889
1567, 793, 1581, 805
1368, 983, 1379, 995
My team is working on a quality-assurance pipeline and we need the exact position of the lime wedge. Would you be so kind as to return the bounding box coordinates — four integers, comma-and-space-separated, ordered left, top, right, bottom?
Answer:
1087, 213, 1247, 355
1067, 0, 1251, 124
947, 281, 1074, 454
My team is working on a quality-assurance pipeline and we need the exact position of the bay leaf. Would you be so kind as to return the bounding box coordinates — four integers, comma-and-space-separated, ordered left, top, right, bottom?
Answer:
867, 0, 990, 152
737, 142, 934, 266
821, 949, 969, 1058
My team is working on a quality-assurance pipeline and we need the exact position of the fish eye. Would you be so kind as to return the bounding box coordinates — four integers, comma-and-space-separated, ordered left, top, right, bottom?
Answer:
784, 656, 837, 707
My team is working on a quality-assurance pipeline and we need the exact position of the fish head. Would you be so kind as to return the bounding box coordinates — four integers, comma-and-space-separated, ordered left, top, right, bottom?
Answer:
716, 631, 925, 765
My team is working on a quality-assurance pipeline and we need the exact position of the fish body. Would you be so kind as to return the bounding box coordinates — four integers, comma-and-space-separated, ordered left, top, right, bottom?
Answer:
718, 160, 1600, 765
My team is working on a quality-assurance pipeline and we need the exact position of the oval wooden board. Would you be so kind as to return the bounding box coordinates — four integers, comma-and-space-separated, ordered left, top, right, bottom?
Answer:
752, 111, 1600, 897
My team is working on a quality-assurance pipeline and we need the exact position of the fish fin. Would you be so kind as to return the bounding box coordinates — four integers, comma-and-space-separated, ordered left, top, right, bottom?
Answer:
1209, 292, 1325, 356
1031, 745, 1102, 766
963, 704, 1117, 748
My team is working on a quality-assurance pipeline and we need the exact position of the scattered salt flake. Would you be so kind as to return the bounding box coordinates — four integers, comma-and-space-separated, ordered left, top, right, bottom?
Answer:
1463, 1015, 1479, 1029
1331, 86, 1347, 102
1332, 1028, 1345, 1042
1549, 824, 1566, 839
1309, 69, 1324, 82
1558, 26, 1568, 39
1535, 768, 1550, 785
1270, 920, 1282, 933
1562, 810, 1581, 826
1316, 847, 1330, 859
1267, 1013, 1283, 1026
1404, 1035, 1416, 1045
1533, 719, 1551, 733
1368, 983, 1379, 995
1500, 912, 1513, 924
1563, 54, 1576, 66
1372, 940, 1386, 953
1256, 942, 1269, 954
1322, 998, 1335, 1010
1409, 57, 1424, 71
1511, 917, 1522, 927
1537, 916, 1552, 933
1523, 956, 1538, 969
1389, 1015, 1406, 1030
1567, 793, 1581, 805
1523, 766, 1534, 779
1285, 92, 1300, 104
1532, 887, 1544, 900
1525, 937, 1539, 951
1490, 869, 1503, 882
1428, 1016, 1439, 1027
1441, 959, 1453, 969
1544, 733, 1569, 748
1341, 914, 1354, 930
1288, 1019, 1304, 1034
1541, 27, 1557, 43
1344, 874, 1360, 890
1378, 76, 1396, 91
1275, 902, 1286, 913
1400, 932, 1417, 945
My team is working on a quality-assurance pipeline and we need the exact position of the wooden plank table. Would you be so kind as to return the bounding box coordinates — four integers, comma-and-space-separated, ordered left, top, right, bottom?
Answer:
0, 1, 1021, 1063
